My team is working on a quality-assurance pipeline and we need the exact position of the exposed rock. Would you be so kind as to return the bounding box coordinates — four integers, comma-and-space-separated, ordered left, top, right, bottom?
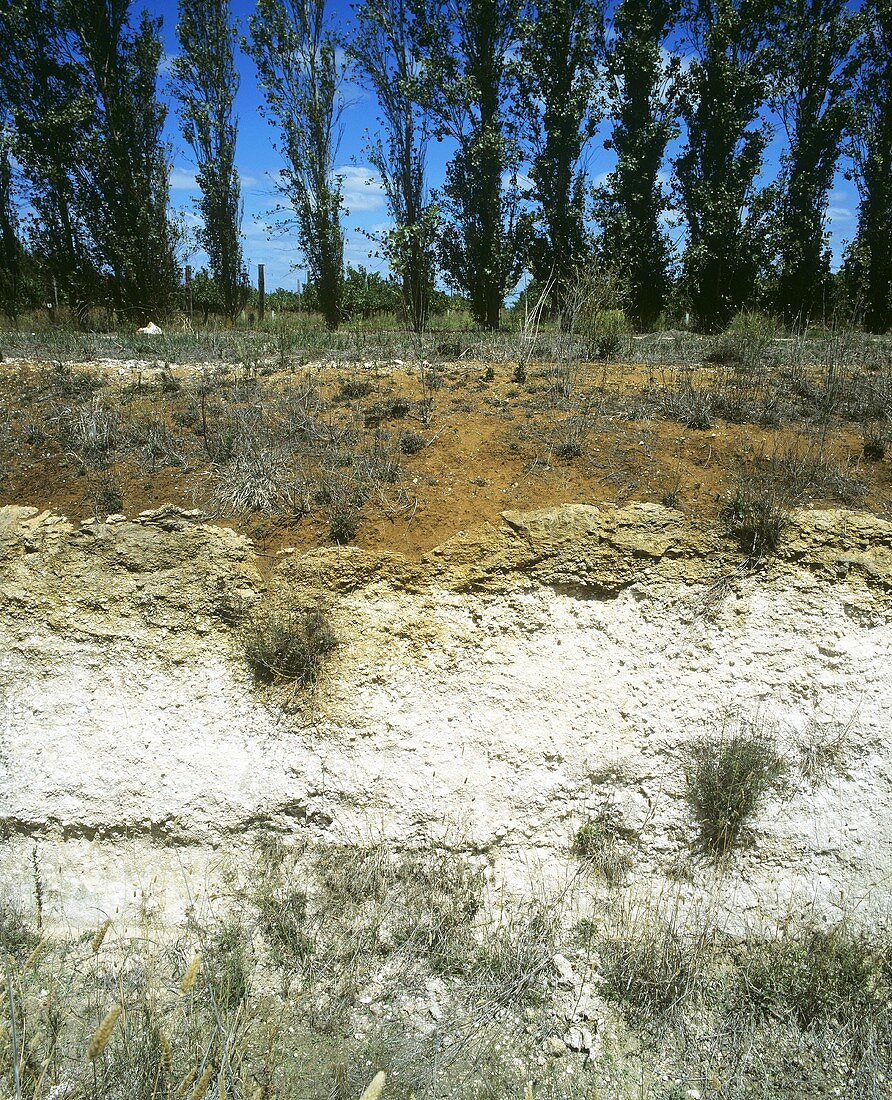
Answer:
0, 502, 891, 931
552, 953, 577, 989
564, 1025, 595, 1054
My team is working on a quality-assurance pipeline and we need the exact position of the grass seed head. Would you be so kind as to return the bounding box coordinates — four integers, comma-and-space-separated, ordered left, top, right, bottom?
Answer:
360, 1070, 386, 1100
91, 918, 112, 953
190, 1063, 215, 1100
177, 1068, 198, 1097
181, 952, 202, 994
87, 1004, 121, 1060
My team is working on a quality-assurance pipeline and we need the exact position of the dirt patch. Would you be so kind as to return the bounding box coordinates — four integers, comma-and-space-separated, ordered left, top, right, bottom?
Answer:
0, 354, 888, 560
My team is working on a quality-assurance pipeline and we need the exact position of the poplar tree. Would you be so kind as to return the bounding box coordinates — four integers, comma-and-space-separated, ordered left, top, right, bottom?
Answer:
66, 0, 178, 321
0, 0, 98, 318
247, 0, 346, 330
845, 0, 892, 332
674, 0, 771, 330
173, 0, 249, 323
768, 0, 856, 325
598, 0, 680, 330
349, 0, 437, 332
517, 0, 602, 322
0, 129, 25, 323
420, 0, 531, 330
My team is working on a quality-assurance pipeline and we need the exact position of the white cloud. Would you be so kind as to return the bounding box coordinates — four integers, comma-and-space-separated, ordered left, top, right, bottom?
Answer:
827, 205, 853, 220
334, 165, 386, 213
170, 167, 198, 191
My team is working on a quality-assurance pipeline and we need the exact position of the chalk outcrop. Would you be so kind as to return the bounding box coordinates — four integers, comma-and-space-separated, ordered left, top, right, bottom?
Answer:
1, 503, 890, 930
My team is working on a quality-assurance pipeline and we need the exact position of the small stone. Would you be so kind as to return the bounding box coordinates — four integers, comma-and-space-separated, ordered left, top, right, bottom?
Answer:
565, 1026, 594, 1054
546, 1036, 567, 1057
552, 952, 576, 988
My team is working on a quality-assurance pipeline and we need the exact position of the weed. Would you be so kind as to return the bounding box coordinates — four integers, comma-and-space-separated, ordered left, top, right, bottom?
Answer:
573, 805, 635, 885
92, 475, 124, 520
658, 385, 714, 430
863, 420, 888, 461
682, 721, 787, 856
734, 921, 891, 1029
597, 910, 707, 1021
398, 429, 426, 455
793, 717, 855, 785
471, 907, 557, 1008
327, 500, 360, 543
242, 602, 337, 686
722, 476, 789, 556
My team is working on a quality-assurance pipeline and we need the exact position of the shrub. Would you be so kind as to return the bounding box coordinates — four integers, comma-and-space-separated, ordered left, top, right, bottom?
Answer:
93, 475, 124, 519
598, 916, 705, 1020
327, 502, 360, 543
735, 922, 891, 1028
583, 308, 627, 361
398, 430, 426, 455
242, 603, 337, 686
863, 421, 888, 461
683, 722, 787, 856
573, 806, 635, 885
722, 476, 789, 556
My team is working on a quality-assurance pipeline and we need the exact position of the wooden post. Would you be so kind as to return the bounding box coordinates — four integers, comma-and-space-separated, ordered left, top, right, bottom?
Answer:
185, 265, 193, 322
51, 275, 59, 314
258, 263, 265, 323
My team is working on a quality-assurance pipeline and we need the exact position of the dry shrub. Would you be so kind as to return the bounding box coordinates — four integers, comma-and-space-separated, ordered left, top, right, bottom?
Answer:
242, 602, 337, 686
683, 721, 787, 856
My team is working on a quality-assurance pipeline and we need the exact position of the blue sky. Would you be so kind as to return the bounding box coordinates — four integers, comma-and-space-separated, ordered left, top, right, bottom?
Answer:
147, 0, 861, 292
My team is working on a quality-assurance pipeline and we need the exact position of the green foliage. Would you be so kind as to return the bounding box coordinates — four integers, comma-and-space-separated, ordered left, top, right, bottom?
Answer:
598, 914, 705, 1019
517, 0, 602, 321
844, 0, 892, 332
581, 307, 628, 361
766, 0, 856, 326
339, 265, 403, 319
67, 2, 178, 322
173, 0, 249, 323
722, 474, 789, 555
675, 0, 772, 330
0, 0, 100, 318
738, 922, 891, 1028
573, 805, 635, 885
0, 133, 26, 324
246, 0, 345, 330
242, 602, 338, 685
348, 0, 437, 333
420, 0, 531, 331
683, 722, 787, 855
598, 0, 680, 331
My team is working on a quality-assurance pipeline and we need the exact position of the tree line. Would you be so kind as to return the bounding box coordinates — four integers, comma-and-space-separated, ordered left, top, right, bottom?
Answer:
0, 0, 890, 333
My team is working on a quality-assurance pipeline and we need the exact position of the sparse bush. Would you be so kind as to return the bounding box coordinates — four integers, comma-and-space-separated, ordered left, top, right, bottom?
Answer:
471, 906, 556, 1008
722, 476, 789, 556
735, 921, 891, 1029
573, 805, 635, 885
683, 722, 787, 856
863, 420, 888, 461
766, 442, 867, 505
92, 475, 124, 519
583, 308, 627, 361
242, 602, 337, 685
339, 376, 373, 401
399, 429, 426, 455
598, 914, 706, 1021
658, 385, 714, 430
327, 501, 360, 543
794, 718, 854, 785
